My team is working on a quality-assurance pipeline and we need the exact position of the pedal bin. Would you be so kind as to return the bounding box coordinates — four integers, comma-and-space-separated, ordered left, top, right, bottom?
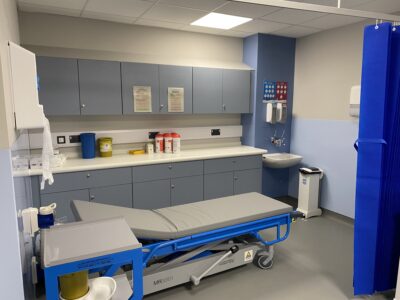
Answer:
297, 167, 323, 218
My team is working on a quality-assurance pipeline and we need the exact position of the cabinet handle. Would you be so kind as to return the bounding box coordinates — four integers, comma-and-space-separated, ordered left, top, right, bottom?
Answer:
159, 104, 164, 111
171, 184, 175, 189
234, 177, 238, 180
168, 165, 172, 170
81, 104, 86, 108
86, 173, 91, 178
90, 195, 95, 200
222, 104, 226, 111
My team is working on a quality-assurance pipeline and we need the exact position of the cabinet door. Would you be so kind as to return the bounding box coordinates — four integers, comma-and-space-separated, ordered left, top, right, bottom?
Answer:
78, 59, 122, 115
222, 70, 250, 113
133, 179, 170, 209
193, 68, 223, 113
41, 189, 89, 223
121, 63, 160, 115
234, 169, 262, 195
159, 65, 192, 114
36, 57, 80, 116
204, 172, 234, 200
171, 175, 203, 206
89, 184, 133, 208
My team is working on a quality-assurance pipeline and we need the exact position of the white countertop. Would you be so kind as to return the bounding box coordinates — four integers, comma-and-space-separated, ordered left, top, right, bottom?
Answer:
14, 146, 267, 177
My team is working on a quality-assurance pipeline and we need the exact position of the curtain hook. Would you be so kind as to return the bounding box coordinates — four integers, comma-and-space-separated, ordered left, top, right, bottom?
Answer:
375, 19, 379, 30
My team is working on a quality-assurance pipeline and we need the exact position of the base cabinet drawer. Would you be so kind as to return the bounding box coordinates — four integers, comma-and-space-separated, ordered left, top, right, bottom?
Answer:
133, 179, 171, 209
204, 172, 234, 200
171, 175, 203, 206
40, 189, 89, 223
89, 184, 133, 208
234, 169, 262, 195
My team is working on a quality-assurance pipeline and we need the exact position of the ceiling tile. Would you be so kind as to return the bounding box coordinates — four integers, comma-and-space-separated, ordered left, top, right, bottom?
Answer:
286, 0, 374, 8
141, 4, 207, 24
84, 0, 154, 18
234, 19, 290, 33
18, 2, 83, 16
18, 0, 86, 10
157, 0, 227, 11
135, 18, 186, 30
81, 11, 136, 24
272, 25, 322, 37
215, 2, 280, 18
301, 14, 365, 29
354, 0, 400, 13
181, 25, 225, 35
220, 30, 252, 38
261, 8, 326, 25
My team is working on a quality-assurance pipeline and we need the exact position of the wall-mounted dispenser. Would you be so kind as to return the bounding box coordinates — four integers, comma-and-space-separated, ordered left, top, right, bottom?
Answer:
350, 85, 361, 117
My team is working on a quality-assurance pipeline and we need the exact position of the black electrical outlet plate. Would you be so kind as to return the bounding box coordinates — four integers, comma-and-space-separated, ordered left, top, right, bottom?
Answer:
57, 136, 66, 144
69, 135, 81, 143
211, 129, 221, 136
148, 131, 159, 139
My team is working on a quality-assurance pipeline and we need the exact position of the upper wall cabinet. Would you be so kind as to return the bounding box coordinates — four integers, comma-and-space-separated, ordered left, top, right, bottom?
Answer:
36, 57, 81, 116
159, 65, 193, 114
222, 70, 251, 113
121, 62, 160, 115
193, 67, 223, 113
78, 59, 122, 115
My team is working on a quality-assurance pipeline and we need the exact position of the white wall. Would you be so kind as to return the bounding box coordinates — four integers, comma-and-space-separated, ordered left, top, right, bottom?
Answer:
0, 0, 20, 149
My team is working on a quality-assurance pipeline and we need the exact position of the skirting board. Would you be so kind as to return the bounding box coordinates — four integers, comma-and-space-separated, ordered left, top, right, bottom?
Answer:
28, 126, 243, 149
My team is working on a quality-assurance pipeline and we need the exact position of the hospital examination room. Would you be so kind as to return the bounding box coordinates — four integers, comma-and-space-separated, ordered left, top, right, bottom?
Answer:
2, 0, 400, 299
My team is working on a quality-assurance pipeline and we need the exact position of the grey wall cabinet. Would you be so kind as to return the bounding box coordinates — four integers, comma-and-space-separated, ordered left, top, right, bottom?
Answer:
204, 172, 234, 200
171, 175, 203, 206
193, 68, 223, 113
90, 184, 133, 208
133, 179, 170, 209
78, 59, 122, 115
41, 189, 89, 223
36, 57, 80, 116
234, 168, 262, 195
222, 70, 251, 113
121, 63, 160, 115
159, 65, 193, 114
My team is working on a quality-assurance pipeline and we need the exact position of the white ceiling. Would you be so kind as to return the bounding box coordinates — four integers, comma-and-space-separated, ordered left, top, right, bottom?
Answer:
17, 0, 400, 38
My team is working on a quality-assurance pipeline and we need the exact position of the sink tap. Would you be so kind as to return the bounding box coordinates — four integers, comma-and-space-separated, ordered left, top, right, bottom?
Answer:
271, 129, 286, 147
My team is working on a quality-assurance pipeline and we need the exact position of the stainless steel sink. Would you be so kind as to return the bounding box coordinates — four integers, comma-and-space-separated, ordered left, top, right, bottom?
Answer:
262, 153, 303, 169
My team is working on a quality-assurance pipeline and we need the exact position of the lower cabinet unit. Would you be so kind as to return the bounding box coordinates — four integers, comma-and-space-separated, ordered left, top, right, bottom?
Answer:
234, 168, 262, 195
204, 172, 234, 200
89, 184, 133, 208
171, 175, 203, 206
40, 189, 89, 223
133, 179, 171, 209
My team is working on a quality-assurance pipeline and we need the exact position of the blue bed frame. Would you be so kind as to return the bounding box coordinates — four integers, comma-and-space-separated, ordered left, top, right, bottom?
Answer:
43, 212, 293, 300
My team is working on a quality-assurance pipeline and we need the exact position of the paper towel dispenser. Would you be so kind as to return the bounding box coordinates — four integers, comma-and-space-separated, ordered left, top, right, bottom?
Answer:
350, 85, 361, 117
8, 42, 45, 130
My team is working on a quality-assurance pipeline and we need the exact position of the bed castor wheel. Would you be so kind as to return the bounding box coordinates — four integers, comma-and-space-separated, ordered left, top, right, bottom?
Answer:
254, 253, 274, 270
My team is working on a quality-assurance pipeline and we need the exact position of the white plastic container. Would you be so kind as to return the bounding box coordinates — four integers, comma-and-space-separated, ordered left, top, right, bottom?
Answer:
172, 133, 181, 153
164, 133, 173, 153
155, 134, 164, 153
146, 143, 154, 154
297, 167, 323, 218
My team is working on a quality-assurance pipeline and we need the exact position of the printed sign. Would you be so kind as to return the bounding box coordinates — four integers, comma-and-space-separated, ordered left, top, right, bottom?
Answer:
263, 81, 277, 100
244, 250, 254, 262
168, 87, 184, 112
276, 81, 288, 101
133, 86, 152, 112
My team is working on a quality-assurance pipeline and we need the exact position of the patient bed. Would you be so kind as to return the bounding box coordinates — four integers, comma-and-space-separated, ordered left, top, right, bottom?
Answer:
72, 192, 298, 296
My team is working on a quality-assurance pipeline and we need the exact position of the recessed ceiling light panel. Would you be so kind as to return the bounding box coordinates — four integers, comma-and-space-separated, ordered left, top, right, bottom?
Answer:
191, 12, 252, 30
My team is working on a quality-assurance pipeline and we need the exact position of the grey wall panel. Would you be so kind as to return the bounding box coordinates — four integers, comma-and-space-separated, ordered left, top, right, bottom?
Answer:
223, 69, 250, 113
159, 65, 193, 114
121, 62, 160, 114
78, 59, 122, 115
171, 175, 203, 205
133, 179, 171, 209
204, 172, 234, 200
193, 67, 223, 113
36, 57, 80, 116
90, 184, 133, 208
41, 189, 89, 223
234, 168, 262, 195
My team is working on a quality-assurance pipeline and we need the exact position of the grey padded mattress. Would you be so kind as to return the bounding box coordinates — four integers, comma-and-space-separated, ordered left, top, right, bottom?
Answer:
72, 192, 292, 240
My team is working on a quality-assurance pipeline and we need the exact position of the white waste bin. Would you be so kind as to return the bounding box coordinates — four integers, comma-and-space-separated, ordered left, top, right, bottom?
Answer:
297, 167, 324, 218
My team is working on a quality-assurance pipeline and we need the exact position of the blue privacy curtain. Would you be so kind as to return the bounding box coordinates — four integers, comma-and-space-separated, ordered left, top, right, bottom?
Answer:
354, 22, 400, 295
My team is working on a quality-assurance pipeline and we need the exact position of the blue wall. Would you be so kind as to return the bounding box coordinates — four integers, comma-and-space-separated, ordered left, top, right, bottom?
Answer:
242, 34, 296, 197
288, 117, 358, 218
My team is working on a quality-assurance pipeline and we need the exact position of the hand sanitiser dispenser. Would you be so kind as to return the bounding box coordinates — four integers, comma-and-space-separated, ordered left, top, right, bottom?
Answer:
297, 167, 323, 218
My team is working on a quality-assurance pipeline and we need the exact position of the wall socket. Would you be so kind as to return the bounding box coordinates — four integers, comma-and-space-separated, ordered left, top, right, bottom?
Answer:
211, 129, 221, 136
69, 135, 81, 143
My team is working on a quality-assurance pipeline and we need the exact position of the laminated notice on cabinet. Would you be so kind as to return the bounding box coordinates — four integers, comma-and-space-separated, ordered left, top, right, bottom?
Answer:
133, 86, 152, 112
168, 87, 184, 112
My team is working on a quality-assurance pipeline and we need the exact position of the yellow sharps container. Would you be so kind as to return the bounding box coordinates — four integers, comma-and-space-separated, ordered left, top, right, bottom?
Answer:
98, 137, 113, 157
59, 270, 89, 299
